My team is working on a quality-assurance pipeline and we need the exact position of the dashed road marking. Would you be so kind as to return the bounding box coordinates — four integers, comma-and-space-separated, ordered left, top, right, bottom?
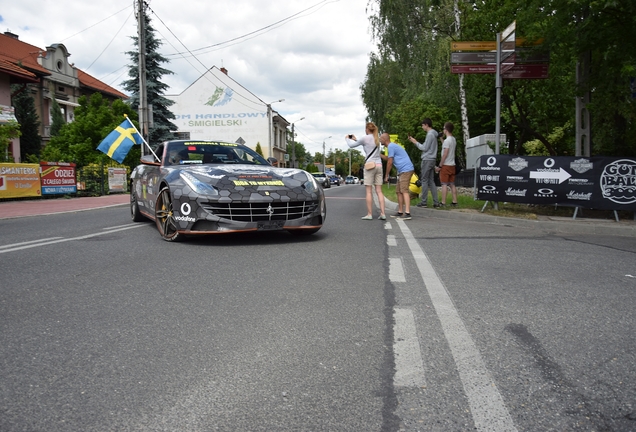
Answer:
389, 257, 406, 282
393, 308, 426, 387
396, 219, 517, 432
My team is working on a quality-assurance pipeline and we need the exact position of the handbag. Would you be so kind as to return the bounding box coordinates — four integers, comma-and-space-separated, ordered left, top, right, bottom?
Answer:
363, 146, 378, 170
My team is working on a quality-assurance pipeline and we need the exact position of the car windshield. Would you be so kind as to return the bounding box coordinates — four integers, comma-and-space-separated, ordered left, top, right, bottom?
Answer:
164, 142, 269, 166
313, 173, 326, 178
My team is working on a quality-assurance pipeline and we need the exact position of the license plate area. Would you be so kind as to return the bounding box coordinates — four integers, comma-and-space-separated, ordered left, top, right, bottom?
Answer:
257, 220, 284, 230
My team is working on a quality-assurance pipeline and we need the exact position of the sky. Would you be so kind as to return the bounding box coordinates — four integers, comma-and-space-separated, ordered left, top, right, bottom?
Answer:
0, 0, 378, 155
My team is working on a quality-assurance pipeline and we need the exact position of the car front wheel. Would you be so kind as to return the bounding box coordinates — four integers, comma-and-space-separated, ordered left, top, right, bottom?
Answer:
155, 186, 183, 242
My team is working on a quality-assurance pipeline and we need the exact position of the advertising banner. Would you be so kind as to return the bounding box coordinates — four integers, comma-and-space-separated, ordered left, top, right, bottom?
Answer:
107, 167, 127, 193
476, 155, 636, 211
0, 163, 41, 199
40, 162, 77, 195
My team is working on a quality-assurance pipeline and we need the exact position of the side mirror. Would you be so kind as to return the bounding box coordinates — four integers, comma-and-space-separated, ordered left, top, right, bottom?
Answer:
140, 154, 161, 166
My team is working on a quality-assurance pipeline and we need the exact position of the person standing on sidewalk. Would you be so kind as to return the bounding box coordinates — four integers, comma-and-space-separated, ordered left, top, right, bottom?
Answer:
380, 133, 414, 220
435, 122, 458, 206
346, 122, 387, 220
408, 118, 440, 208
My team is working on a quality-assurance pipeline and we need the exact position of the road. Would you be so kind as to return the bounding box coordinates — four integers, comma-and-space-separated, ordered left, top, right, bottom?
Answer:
1, 184, 635, 431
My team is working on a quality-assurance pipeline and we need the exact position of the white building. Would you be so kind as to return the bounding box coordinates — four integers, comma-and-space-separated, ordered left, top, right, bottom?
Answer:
167, 66, 289, 164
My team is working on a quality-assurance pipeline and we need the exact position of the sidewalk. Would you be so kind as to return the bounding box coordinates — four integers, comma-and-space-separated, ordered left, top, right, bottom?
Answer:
0, 194, 130, 219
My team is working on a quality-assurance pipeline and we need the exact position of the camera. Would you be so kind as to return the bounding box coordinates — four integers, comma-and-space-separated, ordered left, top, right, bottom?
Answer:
348, 134, 354, 139
438, 132, 444, 139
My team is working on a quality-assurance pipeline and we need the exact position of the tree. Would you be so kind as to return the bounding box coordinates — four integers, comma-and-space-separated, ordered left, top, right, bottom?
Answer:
49, 98, 65, 137
41, 93, 139, 168
11, 86, 41, 161
255, 142, 264, 156
0, 121, 20, 163
122, 9, 176, 145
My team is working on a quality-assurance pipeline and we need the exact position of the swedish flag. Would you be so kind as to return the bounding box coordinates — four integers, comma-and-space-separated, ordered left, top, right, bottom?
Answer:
97, 118, 142, 163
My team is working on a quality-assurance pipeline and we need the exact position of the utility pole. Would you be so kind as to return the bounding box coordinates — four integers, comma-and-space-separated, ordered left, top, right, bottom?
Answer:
136, 0, 149, 154
322, 136, 331, 172
291, 117, 304, 168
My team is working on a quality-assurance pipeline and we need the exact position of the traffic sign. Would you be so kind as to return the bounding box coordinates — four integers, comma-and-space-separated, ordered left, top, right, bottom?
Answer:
451, 41, 496, 51
502, 64, 549, 79
451, 65, 496, 74
451, 52, 496, 64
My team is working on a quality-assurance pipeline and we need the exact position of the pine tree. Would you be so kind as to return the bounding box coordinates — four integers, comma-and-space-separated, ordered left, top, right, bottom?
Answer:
122, 9, 176, 145
11, 86, 42, 161
255, 142, 264, 156
50, 98, 65, 137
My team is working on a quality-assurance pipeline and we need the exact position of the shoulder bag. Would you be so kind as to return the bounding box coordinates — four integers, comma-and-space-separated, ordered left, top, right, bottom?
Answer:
364, 146, 378, 170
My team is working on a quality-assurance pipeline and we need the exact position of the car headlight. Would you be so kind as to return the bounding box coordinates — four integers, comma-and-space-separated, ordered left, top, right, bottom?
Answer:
180, 171, 219, 196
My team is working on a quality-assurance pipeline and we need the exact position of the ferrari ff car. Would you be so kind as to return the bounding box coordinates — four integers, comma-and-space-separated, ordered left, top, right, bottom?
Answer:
130, 140, 326, 241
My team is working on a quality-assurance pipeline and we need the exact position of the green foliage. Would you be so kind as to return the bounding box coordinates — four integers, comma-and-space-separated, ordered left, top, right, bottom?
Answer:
305, 163, 318, 173
122, 10, 176, 145
40, 93, 138, 168
254, 142, 264, 156
11, 86, 41, 160
0, 121, 21, 162
365, 0, 636, 157
49, 98, 65, 137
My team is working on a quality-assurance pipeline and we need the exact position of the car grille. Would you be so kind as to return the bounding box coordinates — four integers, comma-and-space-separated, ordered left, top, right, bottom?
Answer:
201, 200, 320, 222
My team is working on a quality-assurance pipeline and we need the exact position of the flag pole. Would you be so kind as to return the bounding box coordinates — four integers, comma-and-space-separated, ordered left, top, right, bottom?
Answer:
124, 114, 159, 161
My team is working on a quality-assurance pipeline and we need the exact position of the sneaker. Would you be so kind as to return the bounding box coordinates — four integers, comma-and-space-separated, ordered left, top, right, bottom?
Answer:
451, 202, 458, 207
361, 215, 373, 220
416, 202, 428, 208
433, 203, 442, 208
390, 212, 404, 218
378, 214, 387, 220
398, 213, 412, 220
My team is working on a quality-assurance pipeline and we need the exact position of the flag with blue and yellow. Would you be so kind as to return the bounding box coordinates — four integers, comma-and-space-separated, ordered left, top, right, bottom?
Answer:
97, 118, 142, 163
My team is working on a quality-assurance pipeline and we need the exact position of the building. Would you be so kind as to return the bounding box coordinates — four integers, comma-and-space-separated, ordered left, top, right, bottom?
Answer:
167, 66, 289, 164
0, 31, 128, 162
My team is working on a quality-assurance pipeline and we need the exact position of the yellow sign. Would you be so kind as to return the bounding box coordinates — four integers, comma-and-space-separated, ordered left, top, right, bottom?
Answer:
0, 163, 42, 198
451, 38, 544, 51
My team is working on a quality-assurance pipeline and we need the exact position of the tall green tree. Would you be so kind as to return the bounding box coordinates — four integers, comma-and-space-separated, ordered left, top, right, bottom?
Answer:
49, 98, 65, 137
122, 9, 176, 145
11, 86, 41, 161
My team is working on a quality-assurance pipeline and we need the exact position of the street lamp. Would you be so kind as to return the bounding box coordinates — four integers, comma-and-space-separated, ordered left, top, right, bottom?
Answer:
322, 136, 331, 172
267, 99, 284, 160
291, 117, 305, 168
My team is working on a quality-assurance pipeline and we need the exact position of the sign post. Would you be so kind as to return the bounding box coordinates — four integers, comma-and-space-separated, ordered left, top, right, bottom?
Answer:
496, 21, 516, 154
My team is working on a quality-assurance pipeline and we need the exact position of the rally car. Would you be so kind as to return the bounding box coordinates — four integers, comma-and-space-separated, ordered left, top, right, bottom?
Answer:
130, 140, 326, 241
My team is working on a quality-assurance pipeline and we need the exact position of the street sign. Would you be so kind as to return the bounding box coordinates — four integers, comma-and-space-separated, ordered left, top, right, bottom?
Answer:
451, 41, 496, 51
502, 63, 549, 79
451, 52, 497, 64
451, 65, 497, 74
516, 48, 550, 64
500, 21, 516, 74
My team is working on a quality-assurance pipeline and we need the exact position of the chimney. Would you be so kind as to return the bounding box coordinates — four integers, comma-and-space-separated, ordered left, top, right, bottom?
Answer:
4, 31, 19, 40
220, 67, 228, 75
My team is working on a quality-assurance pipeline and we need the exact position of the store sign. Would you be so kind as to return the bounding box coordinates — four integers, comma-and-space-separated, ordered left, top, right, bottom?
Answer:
476, 155, 636, 210
0, 163, 41, 198
40, 162, 77, 195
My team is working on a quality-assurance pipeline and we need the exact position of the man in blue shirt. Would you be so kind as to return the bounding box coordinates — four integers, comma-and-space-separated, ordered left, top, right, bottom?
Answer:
381, 133, 415, 220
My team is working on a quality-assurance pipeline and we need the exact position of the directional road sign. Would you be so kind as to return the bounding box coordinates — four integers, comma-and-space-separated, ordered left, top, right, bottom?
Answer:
503, 64, 549, 79
451, 52, 497, 64
451, 65, 497, 74
451, 41, 497, 51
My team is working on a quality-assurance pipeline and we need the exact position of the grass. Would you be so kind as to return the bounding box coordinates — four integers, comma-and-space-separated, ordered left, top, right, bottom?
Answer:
380, 183, 634, 221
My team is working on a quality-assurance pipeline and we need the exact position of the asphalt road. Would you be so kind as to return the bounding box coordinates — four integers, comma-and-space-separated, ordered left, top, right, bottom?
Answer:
1, 184, 635, 431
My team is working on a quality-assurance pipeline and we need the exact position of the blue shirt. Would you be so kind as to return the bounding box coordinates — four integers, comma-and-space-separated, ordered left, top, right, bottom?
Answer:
387, 143, 414, 173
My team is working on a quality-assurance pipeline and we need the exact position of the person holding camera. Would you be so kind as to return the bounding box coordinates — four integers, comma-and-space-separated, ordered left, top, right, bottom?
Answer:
408, 118, 441, 208
345, 122, 386, 220
435, 122, 458, 206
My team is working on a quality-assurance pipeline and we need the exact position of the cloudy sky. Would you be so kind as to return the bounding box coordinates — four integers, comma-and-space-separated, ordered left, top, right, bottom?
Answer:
1, 0, 378, 155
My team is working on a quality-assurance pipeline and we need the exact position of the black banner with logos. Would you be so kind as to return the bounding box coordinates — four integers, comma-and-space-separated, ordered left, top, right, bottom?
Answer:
475, 155, 636, 211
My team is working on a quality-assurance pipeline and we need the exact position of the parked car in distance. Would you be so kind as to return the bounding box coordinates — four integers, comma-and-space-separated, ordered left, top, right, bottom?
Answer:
345, 175, 355, 184
311, 172, 331, 188
329, 175, 340, 186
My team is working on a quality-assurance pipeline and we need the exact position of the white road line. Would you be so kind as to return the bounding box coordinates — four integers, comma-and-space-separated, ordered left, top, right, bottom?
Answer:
387, 235, 397, 247
384, 221, 392, 230
389, 257, 406, 283
0, 237, 64, 250
0, 225, 144, 254
393, 308, 426, 387
102, 223, 138, 230
396, 219, 517, 432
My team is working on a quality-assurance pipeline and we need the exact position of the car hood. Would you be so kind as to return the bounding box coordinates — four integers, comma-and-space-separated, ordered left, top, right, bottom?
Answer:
167, 164, 320, 191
